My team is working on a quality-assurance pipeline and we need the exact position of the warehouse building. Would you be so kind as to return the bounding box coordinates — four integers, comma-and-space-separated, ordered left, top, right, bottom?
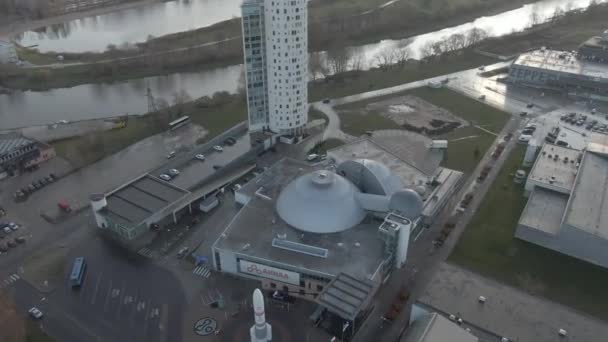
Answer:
578, 29, 608, 64
0, 39, 18, 64
509, 48, 608, 101
516, 138, 608, 268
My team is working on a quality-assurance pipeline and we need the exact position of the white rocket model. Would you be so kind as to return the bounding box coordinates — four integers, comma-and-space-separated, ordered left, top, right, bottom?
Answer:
250, 288, 272, 342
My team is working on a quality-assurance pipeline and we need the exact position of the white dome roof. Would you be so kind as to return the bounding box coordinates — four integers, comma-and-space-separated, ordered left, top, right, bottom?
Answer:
276, 170, 366, 234
389, 189, 424, 218
337, 159, 403, 196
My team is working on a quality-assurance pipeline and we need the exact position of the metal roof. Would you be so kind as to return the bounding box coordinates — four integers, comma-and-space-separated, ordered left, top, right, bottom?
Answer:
105, 174, 189, 226
0, 133, 34, 156
518, 187, 568, 235
513, 49, 608, 80
527, 144, 580, 193
276, 170, 366, 234
564, 150, 608, 238
315, 273, 378, 321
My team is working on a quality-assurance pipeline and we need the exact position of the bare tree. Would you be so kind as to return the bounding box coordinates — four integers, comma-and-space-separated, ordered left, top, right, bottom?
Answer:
395, 47, 411, 66
465, 28, 488, 46
172, 89, 192, 118
236, 69, 247, 99
552, 7, 564, 20
446, 33, 466, 51
374, 47, 397, 70
349, 49, 365, 72
309, 52, 327, 81
325, 48, 351, 75
419, 41, 435, 60
528, 8, 541, 28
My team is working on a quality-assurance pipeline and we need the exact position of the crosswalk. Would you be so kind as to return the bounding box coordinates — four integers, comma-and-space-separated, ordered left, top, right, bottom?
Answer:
0, 273, 20, 289
138, 248, 155, 258
192, 266, 211, 278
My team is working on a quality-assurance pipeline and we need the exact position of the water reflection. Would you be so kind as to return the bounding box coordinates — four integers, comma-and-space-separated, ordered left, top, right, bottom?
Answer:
0, 65, 243, 129
15, 0, 242, 52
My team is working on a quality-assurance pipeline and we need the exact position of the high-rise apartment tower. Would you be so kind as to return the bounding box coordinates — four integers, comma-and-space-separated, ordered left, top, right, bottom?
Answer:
241, 0, 308, 137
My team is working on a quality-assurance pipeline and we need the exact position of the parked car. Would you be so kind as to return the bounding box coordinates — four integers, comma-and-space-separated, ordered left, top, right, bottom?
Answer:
168, 169, 180, 176
556, 140, 569, 147
478, 94, 486, 100
159, 174, 172, 181
177, 246, 189, 259
213, 145, 223, 152
8, 222, 19, 231
518, 134, 533, 143
166, 151, 176, 159
213, 165, 222, 170
519, 111, 528, 117
322, 98, 331, 104
195, 154, 206, 161
15, 236, 26, 244
3, 227, 11, 234
7, 240, 16, 248
28, 307, 43, 319
0, 244, 8, 253
526, 103, 534, 108
271, 290, 292, 302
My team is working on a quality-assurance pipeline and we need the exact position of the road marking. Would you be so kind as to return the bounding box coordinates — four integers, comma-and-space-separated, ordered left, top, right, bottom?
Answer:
117, 282, 126, 319
142, 299, 152, 336
103, 279, 113, 313
91, 272, 102, 305
129, 288, 139, 329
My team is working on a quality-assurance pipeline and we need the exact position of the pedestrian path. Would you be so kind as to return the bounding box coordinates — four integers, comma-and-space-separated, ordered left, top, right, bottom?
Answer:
192, 266, 211, 278
137, 248, 155, 258
0, 273, 20, 289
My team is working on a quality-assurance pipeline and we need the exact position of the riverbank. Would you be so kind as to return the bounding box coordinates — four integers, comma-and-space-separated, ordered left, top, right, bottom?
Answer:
2, 0, 540, 91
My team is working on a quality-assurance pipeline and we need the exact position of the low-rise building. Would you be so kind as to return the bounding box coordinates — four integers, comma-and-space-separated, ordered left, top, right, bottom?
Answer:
509, 48, 608, 101
578, 29, 608, 64
0, 39, 18, 64
516, 139, 608, 268
0, 133, 55, 178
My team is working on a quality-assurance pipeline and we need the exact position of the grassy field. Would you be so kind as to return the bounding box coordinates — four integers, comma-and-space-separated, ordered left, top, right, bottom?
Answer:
438, 126, 495, 174
53, 96, 246, 168
309, 50, 494, 102
450, 145, 608, 321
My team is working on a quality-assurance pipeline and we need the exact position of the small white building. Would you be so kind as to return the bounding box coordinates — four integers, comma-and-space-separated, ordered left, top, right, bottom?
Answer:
0, 40, 18, 64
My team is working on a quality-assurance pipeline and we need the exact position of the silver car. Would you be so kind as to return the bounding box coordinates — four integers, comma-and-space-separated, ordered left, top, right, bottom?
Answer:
159, 174, 172, 181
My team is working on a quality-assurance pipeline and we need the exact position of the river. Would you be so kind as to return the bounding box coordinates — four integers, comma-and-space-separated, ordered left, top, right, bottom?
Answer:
15, 0, 243, 53
1, 0, 605, 129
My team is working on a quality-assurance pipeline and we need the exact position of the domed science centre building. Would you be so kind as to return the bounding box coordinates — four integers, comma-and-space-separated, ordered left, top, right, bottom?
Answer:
212, 138, 463, 306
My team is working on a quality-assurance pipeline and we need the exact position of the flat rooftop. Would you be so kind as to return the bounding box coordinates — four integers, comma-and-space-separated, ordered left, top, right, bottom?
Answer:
369, 131, 443, 176
402, 312, 478, 342
327, 138, 429, 187
564, 150, 608, 238
418, 263, 608, 342
518, 188, 568, 235
213, 158, 386, 280
0, 133, 34, 156
513, 49, 608, 81
105, 174, 189, 226
527, 144, 580, 193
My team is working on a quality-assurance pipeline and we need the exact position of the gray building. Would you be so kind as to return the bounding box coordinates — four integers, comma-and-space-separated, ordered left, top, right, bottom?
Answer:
402, 305, 479, 342
242, 0, 268, 132
0, 133, 55, 177
516, 138, 608, 268
509, 49, 608, 101
0, 39, 18, 64
578, 29, 608, 64
212, 137, 463, 301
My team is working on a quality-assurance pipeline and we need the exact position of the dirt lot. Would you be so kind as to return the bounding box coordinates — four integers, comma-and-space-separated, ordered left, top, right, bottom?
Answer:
338, 94, 468, 135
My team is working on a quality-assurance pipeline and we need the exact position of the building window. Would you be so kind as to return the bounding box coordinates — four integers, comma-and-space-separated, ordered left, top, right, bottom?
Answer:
316, 285, 324, 292
270, 282, 276, 289
299, 289, 305, 295
300, 279, 305, 287
282, 285, 289, 292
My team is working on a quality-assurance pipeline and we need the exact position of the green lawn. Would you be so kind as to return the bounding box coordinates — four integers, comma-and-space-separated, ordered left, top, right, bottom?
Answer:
336, 87, 509, 173
438, 126, 495, 174
309, 50, 494, 102
450, 145, 608, 321
53, 96, 247, 168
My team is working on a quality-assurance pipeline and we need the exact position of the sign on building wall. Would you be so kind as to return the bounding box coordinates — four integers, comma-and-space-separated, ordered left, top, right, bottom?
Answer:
239, 259, 300, 285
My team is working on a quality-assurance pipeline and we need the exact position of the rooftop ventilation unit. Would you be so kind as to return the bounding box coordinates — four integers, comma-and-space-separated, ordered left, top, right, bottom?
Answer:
272, 238, 328, 258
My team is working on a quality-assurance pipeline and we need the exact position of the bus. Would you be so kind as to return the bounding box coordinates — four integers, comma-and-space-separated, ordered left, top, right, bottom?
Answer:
169, 116, 191, 130
69, 257, 87, 288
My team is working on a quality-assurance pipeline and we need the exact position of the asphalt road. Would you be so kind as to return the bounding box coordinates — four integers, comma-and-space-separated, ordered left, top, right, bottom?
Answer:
9, 223, 187, 342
